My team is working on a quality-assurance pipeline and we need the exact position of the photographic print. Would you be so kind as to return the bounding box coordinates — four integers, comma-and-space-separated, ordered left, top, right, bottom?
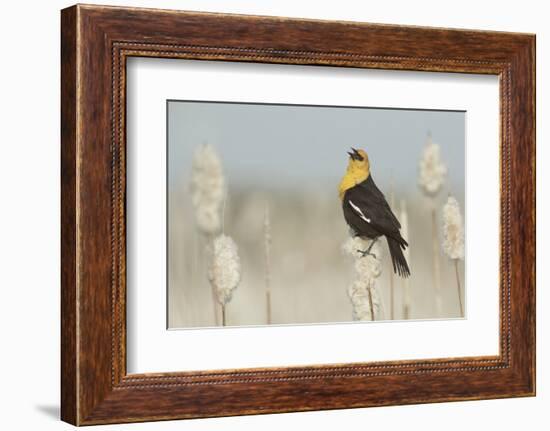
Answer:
167, 101, 465, 328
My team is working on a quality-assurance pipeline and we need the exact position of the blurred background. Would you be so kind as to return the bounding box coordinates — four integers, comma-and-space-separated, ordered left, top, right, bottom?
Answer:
167, 100, 465, 328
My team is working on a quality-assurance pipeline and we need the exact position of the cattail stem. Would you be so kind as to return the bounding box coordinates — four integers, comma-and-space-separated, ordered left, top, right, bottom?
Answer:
389, 272, 395, 320
454, 259, 463, 316
221, 304, 226, 327
206, 234, 220, 326
264, 204, 272, 324
431, 207, 442, 316
266, 289, 272, 325
399, 200, 411, 320
211, 287, 219, 325
389, 271, 395, 320
403, 275, 411, 319
403, 303, 410, 320
389, 181, 395, 320
418, 134, 447, 317
367, 284, 375, 321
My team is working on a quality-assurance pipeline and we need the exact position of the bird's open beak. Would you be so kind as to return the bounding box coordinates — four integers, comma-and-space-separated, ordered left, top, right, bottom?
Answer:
347, 147, 362, 161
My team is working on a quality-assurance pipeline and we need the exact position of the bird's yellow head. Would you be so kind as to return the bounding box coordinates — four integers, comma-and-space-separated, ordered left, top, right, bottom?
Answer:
339, 148, 370, 200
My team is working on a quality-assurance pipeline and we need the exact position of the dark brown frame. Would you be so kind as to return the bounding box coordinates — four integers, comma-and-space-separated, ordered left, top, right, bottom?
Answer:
61, 4, 535, 426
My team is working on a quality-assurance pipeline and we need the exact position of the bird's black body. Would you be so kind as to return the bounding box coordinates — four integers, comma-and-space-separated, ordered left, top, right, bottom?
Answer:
342, 175, 410, 277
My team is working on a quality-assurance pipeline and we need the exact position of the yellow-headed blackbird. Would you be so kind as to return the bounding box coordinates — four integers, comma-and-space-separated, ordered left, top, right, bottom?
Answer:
339, 148, 410, 277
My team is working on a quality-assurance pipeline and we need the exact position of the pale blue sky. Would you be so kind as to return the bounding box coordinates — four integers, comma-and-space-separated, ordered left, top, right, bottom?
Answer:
168, 101, 465, 196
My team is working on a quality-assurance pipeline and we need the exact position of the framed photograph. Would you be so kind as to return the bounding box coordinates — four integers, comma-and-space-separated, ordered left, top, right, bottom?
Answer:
61, 4, 535, 425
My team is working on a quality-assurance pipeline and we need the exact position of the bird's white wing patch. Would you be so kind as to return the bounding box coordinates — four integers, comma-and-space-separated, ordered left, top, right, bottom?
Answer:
348, 200, 371, 223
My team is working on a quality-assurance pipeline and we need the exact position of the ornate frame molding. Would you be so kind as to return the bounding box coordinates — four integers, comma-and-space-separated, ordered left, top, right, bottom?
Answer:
61, 5, 535, 425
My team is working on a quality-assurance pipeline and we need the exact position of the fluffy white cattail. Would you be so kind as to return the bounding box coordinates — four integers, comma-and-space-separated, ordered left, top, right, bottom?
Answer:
342, 237, 383, 321
208, 234, 241, 326
442, 196, 465, 260
190, 144, 226, 235
442, 196, 465, 316
418, 135, 447, 196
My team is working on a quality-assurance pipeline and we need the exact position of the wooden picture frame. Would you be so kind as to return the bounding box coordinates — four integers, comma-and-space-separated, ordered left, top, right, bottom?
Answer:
61, 4, 535, 425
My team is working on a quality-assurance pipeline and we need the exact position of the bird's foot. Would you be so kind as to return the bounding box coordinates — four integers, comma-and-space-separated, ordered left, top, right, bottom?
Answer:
357, 249, 377, 259
356, 238, 378, 258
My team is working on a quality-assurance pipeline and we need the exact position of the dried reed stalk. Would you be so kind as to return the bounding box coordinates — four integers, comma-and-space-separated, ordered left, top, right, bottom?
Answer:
221, 304, 227, 327
400, 200, 411, 319
454, 260, 463, 316
206, 234, 220, 326
418, 133, 446, 317
431, 207, 442, 316
263, 203, 272, 324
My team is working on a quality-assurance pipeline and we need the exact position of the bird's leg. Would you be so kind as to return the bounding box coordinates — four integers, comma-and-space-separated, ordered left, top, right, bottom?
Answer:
357, 238, 378, 259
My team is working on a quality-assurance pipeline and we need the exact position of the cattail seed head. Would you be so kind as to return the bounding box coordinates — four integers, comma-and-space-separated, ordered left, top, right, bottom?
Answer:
418, 135, 447, 196
190, 144, 226, 235
208, 234, 241, 305
442, 196, 465, 260
343, 237, 383, 321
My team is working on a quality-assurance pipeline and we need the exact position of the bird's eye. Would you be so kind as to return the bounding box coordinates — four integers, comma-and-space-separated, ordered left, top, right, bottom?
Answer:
351, 148, 364, 161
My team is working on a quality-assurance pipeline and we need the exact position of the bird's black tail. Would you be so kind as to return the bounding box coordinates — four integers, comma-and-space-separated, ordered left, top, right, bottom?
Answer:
387, 236, 410, 278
